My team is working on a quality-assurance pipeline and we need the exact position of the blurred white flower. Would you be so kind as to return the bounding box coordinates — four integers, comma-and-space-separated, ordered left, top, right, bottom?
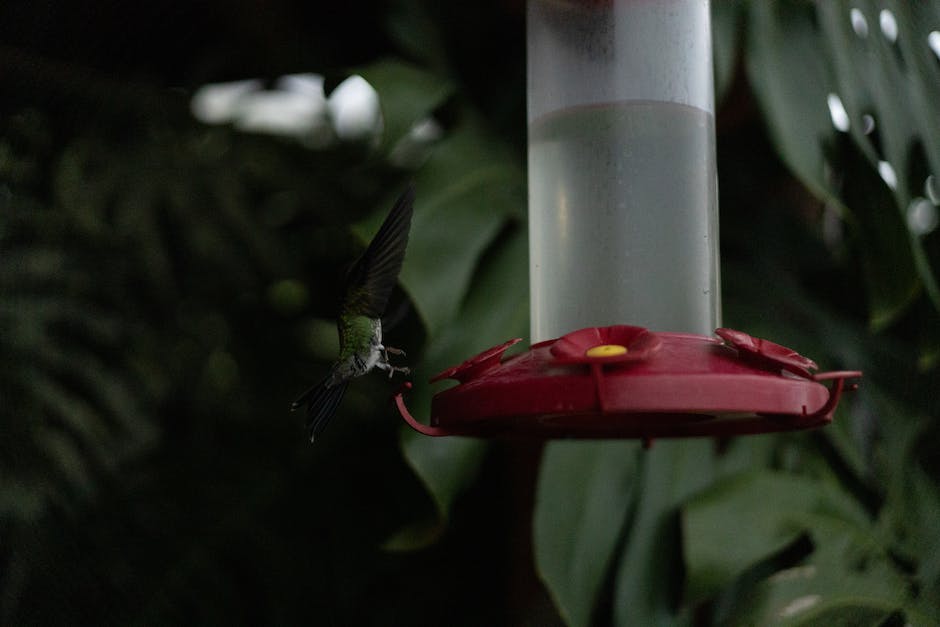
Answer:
234, 89, 328, 138
276, 73, 326, 98
191, 73, 386, 149
328, 75, 383, 141
190, 79, 263, 124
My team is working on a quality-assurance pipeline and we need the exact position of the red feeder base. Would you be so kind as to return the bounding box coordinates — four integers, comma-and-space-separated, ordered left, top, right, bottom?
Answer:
394, 326, 861, 441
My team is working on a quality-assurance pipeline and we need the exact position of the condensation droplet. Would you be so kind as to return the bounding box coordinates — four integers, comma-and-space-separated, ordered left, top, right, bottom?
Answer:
861, 114, 876, 135
907, 198, 939, 236
878, 161, 898, 190
850, 8, 869, 38
879, 10, 898, 43
926, 175, 939, 205
827, 93, 850, 132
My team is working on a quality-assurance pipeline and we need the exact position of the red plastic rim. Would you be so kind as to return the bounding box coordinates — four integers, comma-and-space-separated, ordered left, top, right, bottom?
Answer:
395, 326, 861, 441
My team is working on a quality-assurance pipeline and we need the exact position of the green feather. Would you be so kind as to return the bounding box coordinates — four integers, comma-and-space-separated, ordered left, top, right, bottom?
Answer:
338, 315, 376, 360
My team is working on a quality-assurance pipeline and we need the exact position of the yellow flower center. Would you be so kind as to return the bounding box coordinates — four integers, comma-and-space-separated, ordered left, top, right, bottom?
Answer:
585, 344, 628, 358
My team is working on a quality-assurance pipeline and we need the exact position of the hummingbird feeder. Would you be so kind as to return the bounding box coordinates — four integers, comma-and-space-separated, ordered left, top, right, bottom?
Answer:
395, 0, 860, 442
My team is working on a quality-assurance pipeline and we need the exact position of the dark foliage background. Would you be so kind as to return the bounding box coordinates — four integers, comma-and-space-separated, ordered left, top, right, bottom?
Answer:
2, 1, 939, 625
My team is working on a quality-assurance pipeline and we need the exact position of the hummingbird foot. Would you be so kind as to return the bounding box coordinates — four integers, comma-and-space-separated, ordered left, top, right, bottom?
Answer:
379, 344, 407, 362
376, 359, 410, 379
386, 365, 410, 379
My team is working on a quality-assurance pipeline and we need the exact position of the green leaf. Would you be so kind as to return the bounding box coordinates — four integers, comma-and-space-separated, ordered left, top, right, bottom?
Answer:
0, 205, 155, 524
830, 136, 921, 330
871, 385, 940, 612
386, 0, 448, 74
356, 58, 455, 153
611, 439, 719, 626
404, 115, 524, 333
355, 108, 525, 335
723, 533, 918, 626
398, 226, 528, 541
532, 429, 775, 625
745, 1, 940, 328
351, 80, 525, 547
683, 469, 870, 605
745, 3, 832, 201
813, 1, 940, 325
712, 0, 745, 105
534, 441, 641, 627
894, 467, 940, 613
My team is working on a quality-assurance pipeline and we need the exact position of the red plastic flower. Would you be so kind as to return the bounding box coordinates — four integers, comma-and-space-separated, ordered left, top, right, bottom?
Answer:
715, 328, 817, 378
550, 325, 661, 365
431, 338, 523, 384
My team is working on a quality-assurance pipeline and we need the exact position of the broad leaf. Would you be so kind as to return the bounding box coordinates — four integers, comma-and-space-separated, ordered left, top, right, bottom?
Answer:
682, 470, 870, 604
394, 114, 525, 536
871, 385, 940, 613
712, 0, 745, 105
401, 134, 519, 335
348, 58, 526, 547
746, 2, 940, 328
722, 530, 920, 626
611, 439, 719, 627
398, 226, 528, 540
534, 441, 640, 627
355, 108, 525, 335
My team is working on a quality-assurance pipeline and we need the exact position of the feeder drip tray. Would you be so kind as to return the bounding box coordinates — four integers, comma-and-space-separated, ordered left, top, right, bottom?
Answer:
394, 326, 861, 441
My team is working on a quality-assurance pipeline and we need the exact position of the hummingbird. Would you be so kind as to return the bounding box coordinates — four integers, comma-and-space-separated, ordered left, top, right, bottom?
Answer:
291, 184, 415, 442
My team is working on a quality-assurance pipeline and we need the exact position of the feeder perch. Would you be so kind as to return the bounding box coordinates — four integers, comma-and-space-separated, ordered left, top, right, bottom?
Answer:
395, 0, 860, 440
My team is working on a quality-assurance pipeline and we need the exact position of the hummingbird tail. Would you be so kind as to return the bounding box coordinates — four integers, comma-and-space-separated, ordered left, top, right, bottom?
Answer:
291, 379, 349, 443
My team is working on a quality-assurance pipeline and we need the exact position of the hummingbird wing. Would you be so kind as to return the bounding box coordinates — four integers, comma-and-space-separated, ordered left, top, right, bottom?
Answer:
341, 184, 415, 321
291, 376, 349, 442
